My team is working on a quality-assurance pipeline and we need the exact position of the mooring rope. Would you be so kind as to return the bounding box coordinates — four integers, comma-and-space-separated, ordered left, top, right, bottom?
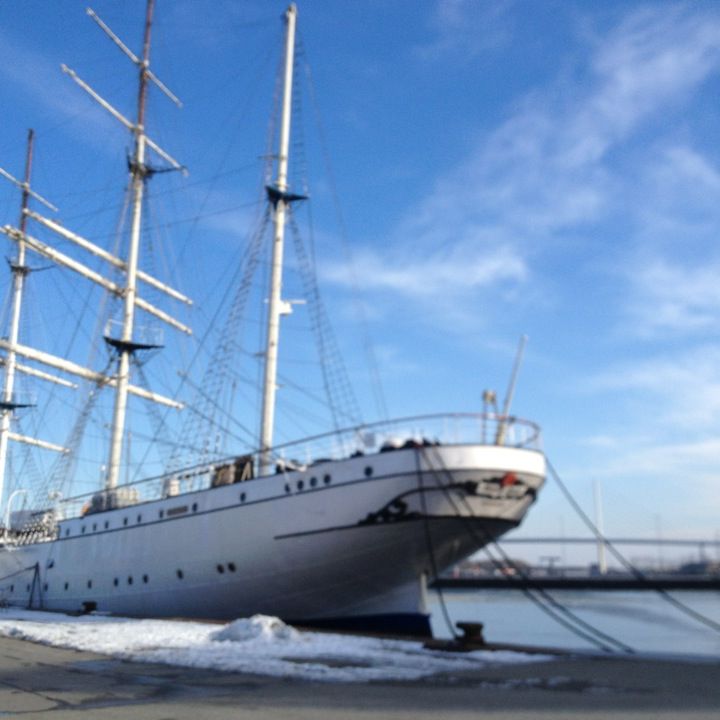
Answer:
546, 458, 720, 635
419, 445, 634, 653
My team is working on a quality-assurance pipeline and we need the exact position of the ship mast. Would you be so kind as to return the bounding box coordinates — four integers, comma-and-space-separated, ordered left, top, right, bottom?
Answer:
259, 4, 298, 476
0, 131, 35, 511
105, 0, 155, 491
0, 1, 188, 513
0, 132, 68, 519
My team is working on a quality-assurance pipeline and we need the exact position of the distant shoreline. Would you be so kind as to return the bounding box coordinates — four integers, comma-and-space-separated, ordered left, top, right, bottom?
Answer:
433, 576, 720, 591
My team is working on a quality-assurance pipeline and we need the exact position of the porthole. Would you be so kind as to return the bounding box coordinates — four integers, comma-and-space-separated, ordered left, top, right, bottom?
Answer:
284, 483, 290, 493
364, 466, 373, 477
65, 529, 70, 537
43, 583, 48, 592
104, 521, 109, 530
64, 582, 68, 591
216, 564, 225, 574
159, 510, 164, 519
127, 576, 133, 585
228, 562, 236, 572
10, 584, 14, 592
323, 474, 331, 485
176, 569, 184, 580
81, 526, 86, 534
87, 580, 92, 589
297, 480, 304, 491
113, 578, 119, 587
26, 584, 30, 591
310, 477, 317, 487
239, 492, 246, 502
137, 514, 142, 523
192, 503, 198, 512
123, 517, 128, 526
142, 574, 149, 584
92, 523, 97, 531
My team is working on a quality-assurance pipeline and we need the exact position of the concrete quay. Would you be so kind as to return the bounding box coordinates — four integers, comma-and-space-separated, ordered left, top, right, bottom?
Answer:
1, 635, 719, 719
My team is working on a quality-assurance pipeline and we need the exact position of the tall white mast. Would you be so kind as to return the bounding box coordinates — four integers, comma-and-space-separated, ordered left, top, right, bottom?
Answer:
0, 130, 35, 513
259, 4, 298, 476
105, 0, 155, 491
0, 1, 186, 507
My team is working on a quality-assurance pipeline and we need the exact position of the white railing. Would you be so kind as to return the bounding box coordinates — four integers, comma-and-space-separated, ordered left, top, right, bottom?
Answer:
11, 412, 541, 534
271, 412, 541, 468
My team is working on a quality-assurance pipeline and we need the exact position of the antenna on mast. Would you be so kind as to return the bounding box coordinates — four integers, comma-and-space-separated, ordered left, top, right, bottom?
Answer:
495, 334, 528, 446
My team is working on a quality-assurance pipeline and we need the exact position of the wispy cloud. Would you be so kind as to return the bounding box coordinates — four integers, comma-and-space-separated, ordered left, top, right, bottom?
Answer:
605, 437, 720, 477
589, 345, 720, 430
327, 3, 720, 335
416, 1, 720, 242
416, 0, 516, 60
0, 28, 129, 152
627, 260, 720, 336
571, 434, 720, 533
322, 242, 526, 299
584, 4, 720, 148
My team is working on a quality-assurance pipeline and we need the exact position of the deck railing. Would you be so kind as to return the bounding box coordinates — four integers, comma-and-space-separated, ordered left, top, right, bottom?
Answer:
7, 412, 541, 538
270, 412, 541, 468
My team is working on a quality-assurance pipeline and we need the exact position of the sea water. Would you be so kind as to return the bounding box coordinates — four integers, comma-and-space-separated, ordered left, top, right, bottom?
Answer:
430, 590, 720, 658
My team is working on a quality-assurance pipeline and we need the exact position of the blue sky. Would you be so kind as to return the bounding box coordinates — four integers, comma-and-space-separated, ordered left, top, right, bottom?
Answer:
1, 0, 719, 563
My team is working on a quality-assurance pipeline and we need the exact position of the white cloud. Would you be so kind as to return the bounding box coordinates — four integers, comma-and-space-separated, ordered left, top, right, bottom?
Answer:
589, 346, 720, 429
0, 28, 131, 153
607, 437, 720, 477
628, 260, 720, 336
590, 6, 720, 125
584, 436, 720, 529
322, 242, 526, 299
580, 434, 621, 450
434, 2, 720, 241
417, 0, 516, 60
0, 30, 60, 99
633, 145, 720, 241
333, 4, 720, 333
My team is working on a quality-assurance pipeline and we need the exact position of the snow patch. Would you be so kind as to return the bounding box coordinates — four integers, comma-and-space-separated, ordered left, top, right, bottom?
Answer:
0, 608, 550, 682
210, 614, 300, 643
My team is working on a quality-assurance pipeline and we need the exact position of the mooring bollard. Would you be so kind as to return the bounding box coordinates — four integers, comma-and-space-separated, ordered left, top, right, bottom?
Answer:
456, 621, 486, 645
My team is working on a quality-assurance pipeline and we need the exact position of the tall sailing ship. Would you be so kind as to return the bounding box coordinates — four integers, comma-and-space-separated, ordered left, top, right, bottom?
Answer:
0, 2, 544, 636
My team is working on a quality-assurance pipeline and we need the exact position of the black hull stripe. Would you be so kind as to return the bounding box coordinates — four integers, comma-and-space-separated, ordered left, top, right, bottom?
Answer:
274, 515, 520, 540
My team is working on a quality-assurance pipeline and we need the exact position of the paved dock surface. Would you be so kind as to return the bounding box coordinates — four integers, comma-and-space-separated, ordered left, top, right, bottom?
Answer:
1, 635, 719, 719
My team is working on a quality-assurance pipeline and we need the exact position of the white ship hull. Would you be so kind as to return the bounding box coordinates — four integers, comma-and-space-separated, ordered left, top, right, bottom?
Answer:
0, 442, 544, 635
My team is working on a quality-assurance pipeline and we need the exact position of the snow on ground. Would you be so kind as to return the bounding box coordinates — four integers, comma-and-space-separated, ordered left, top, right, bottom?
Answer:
0, 609, 550, 682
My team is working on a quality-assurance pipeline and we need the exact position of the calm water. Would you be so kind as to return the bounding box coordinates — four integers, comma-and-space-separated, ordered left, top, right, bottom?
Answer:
429, 589, 720, 658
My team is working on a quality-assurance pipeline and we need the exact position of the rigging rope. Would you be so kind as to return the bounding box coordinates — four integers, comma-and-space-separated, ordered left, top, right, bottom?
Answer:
129, 363, 174, 483
166, 207, 271, 473
419, 445, 634, 653
298, 37, 388, 421
546, 458, 720, 635
0, 564, 38, 582
413, 451, 458, 640
288, 213, 362, 431
42, 362, 111, 506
